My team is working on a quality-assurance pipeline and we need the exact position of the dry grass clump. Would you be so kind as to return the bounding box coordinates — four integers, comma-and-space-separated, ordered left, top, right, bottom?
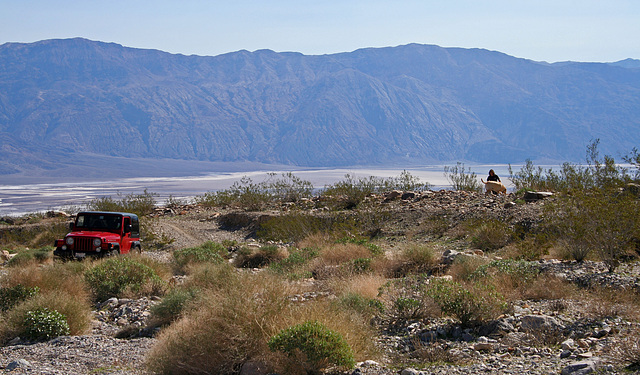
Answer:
233, 245, 288, 268
317, 243, 373, 266
447, 255, 489, 282
410, 340, 465, 365
327, 273, 387, 299
606, 329, 640, 371
0, 290, 91, 342
147, 272, 292, 375
296, 232, 336, 249
583, 286, 640, 322
393, 243, 441, 276
147, 271, 377, 375
518, 274, 576, 301
0, 262, 92, 344
2, 262, 89, 297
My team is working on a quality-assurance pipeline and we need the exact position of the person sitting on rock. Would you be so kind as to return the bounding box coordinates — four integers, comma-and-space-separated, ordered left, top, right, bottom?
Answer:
487, 169, 501, 182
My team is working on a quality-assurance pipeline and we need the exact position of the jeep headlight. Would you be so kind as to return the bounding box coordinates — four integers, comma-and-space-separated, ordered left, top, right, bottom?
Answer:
93, 238, 102, 247
66, 237, 74, 245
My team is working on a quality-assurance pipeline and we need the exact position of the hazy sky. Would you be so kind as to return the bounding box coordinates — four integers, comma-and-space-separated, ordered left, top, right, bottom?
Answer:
1, 0, 639, 62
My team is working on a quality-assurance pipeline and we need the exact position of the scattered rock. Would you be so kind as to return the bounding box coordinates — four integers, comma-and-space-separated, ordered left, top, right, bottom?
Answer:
560, 357, 601, 375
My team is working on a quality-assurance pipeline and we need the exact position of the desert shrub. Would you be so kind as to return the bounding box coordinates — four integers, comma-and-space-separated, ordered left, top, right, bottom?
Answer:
259, 211, 390, 244
469, 259, 545, 300
509, 159, 549, 191
256, 214, 341, 242
505, 233, 551, 261
182, 262, 237, 292
0, 220, 69, 249
233, 245, 286, 268
623, 147, 640, 181
87, 189, 157, 217
447, 255, 489, 281
317, 243, 373, 266
84, 257, 164, 301
470, 259, 540, 284
173, 241, 227, 269
509, 140, 632, 193
146, 272, 293, 375
609, 330, 640, 371
583, 286, 640, 322
336, 237, 383, 256
337, 293, 384, 320
470, 219, 513, 251
341, 258, 373, 275
396, 243, 440, 275
263, 172, 314, 202
546, 189, 640, 269
150, 287, 200, 326
147, 270, 375, 375
195, 173, 313, 210
393, 297, 423, 320
425, 278, 508, 327
0, 290, 91, 343
378, 276, 441, 321
443, 162, 482, 192
327, 274, 387, 303
7, 247, 52, 266
412, 340, 465, 365
2, 261, 88, 298
22, 308, 70, 341
0, 285, 39, 312
269, 247, 319, 280
268, 320, 355, 374
321, 172, 431, 210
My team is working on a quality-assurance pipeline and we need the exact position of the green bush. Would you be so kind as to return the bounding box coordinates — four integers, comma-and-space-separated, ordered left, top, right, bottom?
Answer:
7, 247, 52, 267
509, 140, 633, 193
470, 219, 513, 251
269, 247, 319, 280
444, 162, 482, 192
393, 297, 423, 320
471, 259, 540, 285
150, 287, 199, 326
425, 278, 508, 327
342, 258, 373, 274
0, 285, 39, 312
84, 257, 163, 301
22, 308, 70, 341
173, 241, 227, 268
337, 293, 384, 319
195, 173, 313, 210
336, 237, 383, 256
268, 320, 355, 373
321, 171, 431, 209
545, 188, 640, 268
398, 243, 439, 274
87, 189, 158, 217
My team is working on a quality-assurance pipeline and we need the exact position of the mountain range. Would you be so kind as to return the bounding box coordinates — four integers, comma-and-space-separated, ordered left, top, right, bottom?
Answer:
1, 38, 639, 178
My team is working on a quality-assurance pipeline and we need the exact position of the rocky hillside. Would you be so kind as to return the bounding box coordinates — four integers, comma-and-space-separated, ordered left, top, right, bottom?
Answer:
1, 39, 640, 176
1, 189, 639, 374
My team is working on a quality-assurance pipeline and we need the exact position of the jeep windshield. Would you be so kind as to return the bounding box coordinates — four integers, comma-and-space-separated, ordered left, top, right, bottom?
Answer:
75, 213, 122, 231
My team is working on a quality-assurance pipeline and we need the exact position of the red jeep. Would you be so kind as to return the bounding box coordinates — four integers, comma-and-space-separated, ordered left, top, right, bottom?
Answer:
54, 211, 141, 259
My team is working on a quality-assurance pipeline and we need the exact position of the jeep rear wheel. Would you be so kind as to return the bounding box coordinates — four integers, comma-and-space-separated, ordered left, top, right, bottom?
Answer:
133, 245, 142, 254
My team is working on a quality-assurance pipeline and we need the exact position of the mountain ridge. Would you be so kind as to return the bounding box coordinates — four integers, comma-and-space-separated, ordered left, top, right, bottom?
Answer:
1, 38, 639, 176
